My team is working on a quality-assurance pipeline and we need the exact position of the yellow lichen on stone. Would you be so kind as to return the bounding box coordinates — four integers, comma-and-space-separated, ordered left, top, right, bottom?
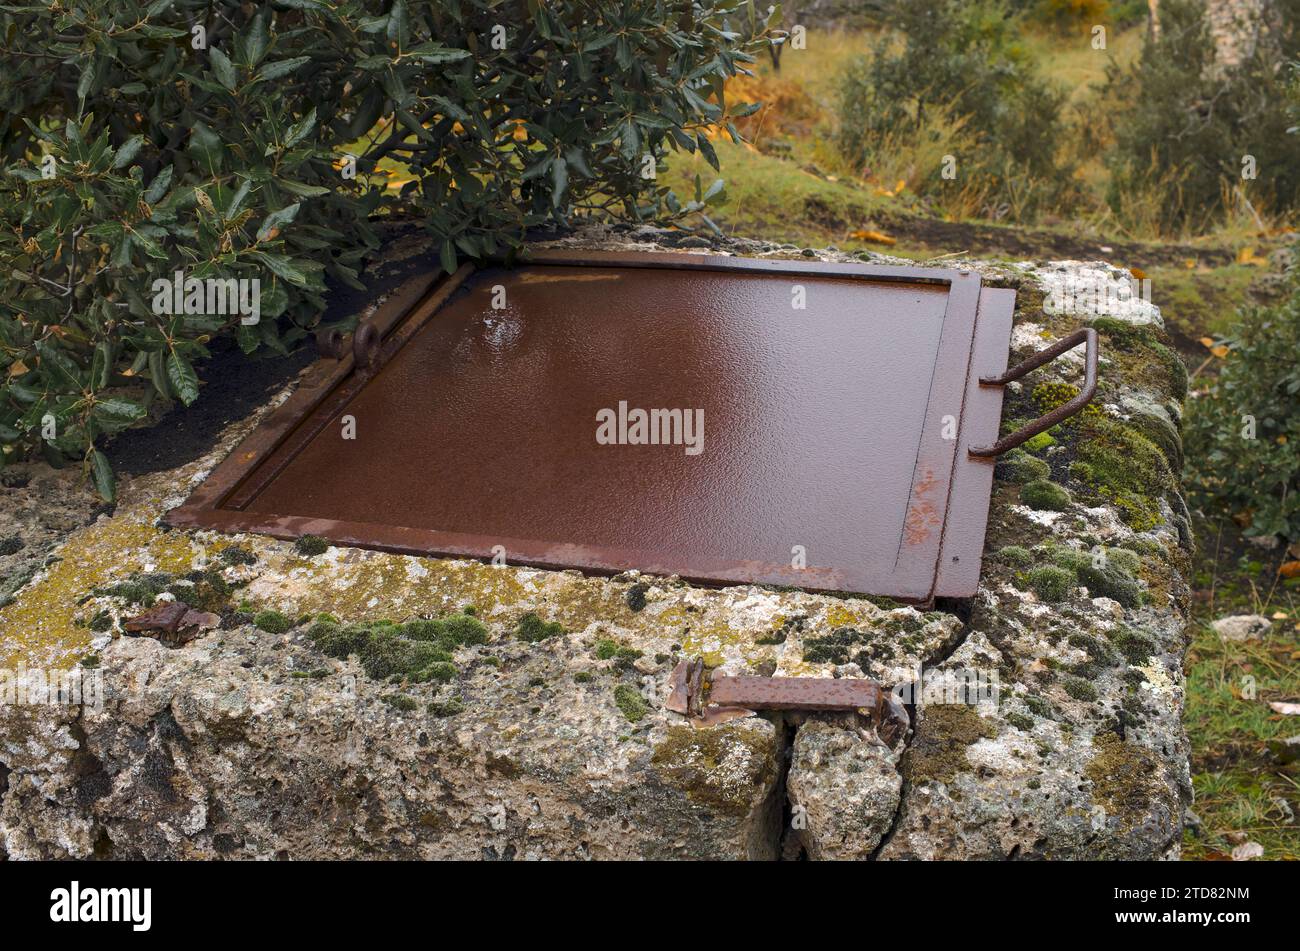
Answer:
246, 546, 535, 622
0, 509, 197, 670
823, 602, 861, 629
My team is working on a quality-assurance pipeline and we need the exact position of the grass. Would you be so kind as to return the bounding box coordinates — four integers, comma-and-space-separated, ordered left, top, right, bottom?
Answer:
1016, 25, 1142, 110
1181, 519, 1300, 860
1148, 262, 1265, 348
662, 136, 900, 249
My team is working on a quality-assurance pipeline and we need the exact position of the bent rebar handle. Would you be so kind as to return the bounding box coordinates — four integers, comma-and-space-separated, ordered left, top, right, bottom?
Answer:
968, 327, 1098, 458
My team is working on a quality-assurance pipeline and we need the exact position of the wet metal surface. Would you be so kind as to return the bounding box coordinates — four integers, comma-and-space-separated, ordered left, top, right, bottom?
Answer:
169, 251, 1020, 600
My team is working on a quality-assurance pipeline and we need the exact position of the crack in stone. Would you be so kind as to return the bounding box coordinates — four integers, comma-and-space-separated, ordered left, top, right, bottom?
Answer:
869, 608, 975, 860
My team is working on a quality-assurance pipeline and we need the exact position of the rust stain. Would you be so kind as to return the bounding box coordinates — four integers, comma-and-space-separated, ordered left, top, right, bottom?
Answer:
903, 466, 941, 546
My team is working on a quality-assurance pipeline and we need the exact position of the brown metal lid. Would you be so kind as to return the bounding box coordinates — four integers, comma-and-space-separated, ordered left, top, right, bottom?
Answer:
168, 251, 1016, 601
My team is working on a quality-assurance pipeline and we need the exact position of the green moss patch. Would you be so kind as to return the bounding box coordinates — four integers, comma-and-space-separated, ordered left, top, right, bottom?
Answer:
294, 535, 330, 557
1089, 317, 1188, 403
595, 638, 643, 667
95, 566, 238, 616
803, 625, 895, 666
1106, 625, 1159, 665
253, 609, 292, 634
1020, 479, 1072, 511
996, 450, 1051, 485
516, 612, 566, 642
625, 581, 650, 612
1071, 417, 1177, 532
1025, 565, 1074, 602
1085, 732, 1167, 830
1022, 543, 1144, 607
905, 704, 997, 784
613, 683, 649, 723
1076, 560, 1141, 607
402, 612, 489, 649
651, 724, 778, 815
218, 545, 258, 566
997, 545, 1033, 568
1063, 676, 1098, 702
307, 618, 459, 684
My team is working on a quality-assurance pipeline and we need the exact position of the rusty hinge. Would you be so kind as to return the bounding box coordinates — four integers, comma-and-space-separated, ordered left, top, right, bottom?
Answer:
666, 659, 909, 744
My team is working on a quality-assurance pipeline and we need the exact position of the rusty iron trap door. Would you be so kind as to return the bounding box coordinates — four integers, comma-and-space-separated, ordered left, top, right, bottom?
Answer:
169, 249, 1024, 601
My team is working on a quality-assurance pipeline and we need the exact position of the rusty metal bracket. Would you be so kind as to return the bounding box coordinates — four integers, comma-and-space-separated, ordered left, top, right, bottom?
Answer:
968, 327, 1098, 457
316, 327, 347, 360
666, 659, 909, 743
352, 319, 381, 370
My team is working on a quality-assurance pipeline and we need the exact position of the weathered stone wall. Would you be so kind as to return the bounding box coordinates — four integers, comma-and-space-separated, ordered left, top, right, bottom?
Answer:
0, 228, 1192, 860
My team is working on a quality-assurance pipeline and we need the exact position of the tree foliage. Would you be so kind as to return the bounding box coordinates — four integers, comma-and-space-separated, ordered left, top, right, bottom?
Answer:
1185, 261, 1300, 544
1, 0, 772, 498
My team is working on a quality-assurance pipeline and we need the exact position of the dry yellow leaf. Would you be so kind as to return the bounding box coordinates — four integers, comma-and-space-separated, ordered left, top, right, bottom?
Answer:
8, 359, 28, 377
1129, 266, 1147, 280
1236, 246, 1266, 267
1211, 344, 1230, 358
849, 229, 896, 245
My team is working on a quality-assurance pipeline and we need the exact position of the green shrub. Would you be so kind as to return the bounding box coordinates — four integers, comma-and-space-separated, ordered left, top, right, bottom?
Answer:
1009, 0, 1113, 31
835, 0, 1078, 220
1102, 0, 1300, 234
1185, 265, 1300, 543
0, 0, 769, 497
